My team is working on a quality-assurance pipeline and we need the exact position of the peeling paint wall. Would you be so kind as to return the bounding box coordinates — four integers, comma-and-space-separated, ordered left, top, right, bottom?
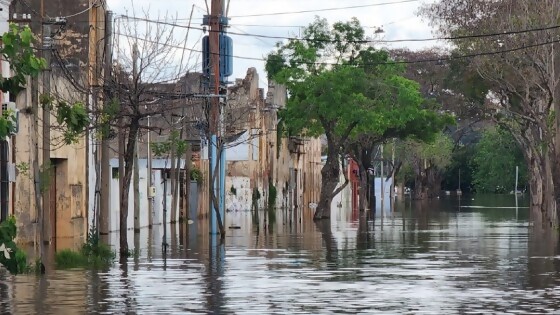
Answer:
215, 68, 322, 212
7, 0, 102, 248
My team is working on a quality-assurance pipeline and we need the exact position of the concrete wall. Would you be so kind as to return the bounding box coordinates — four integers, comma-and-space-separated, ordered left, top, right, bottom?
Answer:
4, 0, 106, 250
107, 158, 198, 232
11, 74, 89, 248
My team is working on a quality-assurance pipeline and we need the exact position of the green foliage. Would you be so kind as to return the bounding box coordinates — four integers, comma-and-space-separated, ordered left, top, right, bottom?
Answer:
472, 127, 527, 193
16, 162, 30, 176
0, 216, 29, 275
442, 144, 476, 192
55, 225, 115, 269
190, 167, 203, 183
0, 24, 46, 139
152, 130, 188, 157
268, 181, 277, 209
267, 17, 453, 150
0, 109, 17, 136
98, 98, 120, 140
55, 249, 86, 269
55, 101, 90, 144
396, 132, 454, 185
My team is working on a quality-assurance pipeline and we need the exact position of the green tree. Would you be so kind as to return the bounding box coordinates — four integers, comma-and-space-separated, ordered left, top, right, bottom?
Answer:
421, 0, 560, 226
267, 17, 451, 219
472, 127, 527, 193
397, 132, 454, 199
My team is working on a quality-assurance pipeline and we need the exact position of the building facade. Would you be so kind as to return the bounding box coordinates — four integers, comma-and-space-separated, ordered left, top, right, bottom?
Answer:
2, 0, 106, 250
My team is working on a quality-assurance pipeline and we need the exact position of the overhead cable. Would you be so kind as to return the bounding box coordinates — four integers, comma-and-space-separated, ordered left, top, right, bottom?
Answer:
114, 31, 560, 66
115, 14, 560, 44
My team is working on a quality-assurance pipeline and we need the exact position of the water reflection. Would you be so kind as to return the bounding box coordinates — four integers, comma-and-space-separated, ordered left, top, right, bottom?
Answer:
1, 193, 559, 314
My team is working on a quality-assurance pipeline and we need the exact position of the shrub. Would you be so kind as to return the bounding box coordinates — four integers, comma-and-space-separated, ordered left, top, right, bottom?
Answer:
190, 168, 203, 183
0, 216, 29, 275
55, 225, 115, 269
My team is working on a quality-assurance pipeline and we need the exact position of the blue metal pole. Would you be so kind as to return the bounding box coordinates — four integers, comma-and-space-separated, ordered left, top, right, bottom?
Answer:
219, 144, 226, 225
210, 135, 218, 234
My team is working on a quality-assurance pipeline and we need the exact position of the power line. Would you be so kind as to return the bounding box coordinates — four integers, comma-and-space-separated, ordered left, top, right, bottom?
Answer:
227, 0, 420, 18
112, 0, 419, 21
114, 30, 560, 67
115, 14, 560, 45
59, 2, 97, 19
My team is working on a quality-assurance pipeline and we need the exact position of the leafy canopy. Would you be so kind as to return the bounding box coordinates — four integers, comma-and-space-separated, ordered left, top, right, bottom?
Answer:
266, 17, 449, 145
472, 127, 527, 193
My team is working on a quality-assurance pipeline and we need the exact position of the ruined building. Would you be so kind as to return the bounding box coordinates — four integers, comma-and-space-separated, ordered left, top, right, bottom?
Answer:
2, 0, 106, 249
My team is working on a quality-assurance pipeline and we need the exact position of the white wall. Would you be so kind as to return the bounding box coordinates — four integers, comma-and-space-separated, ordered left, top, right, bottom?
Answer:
225, 176, 251, 211
108, 158, 183, 232
0, 1, 9, 35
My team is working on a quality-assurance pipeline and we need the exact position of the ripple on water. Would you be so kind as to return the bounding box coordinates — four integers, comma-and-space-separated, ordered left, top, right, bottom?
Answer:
2, 202, 560, 314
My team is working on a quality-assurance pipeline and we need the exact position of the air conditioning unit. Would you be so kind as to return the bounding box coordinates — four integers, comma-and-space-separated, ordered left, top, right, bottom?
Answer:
2, 102, 18, 135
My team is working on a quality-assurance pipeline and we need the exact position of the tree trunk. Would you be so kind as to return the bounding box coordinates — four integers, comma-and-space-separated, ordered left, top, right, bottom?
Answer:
413, 177, 427, 200
119, 120, 139, 257
426, 167, 442, 198
513, 126, 559, 229
358, 168, 368, 211
314, 150, 348, 220
413, 160, 428, 200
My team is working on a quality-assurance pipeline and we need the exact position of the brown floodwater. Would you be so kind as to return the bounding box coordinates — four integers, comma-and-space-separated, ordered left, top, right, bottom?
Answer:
1, 194, 559, 314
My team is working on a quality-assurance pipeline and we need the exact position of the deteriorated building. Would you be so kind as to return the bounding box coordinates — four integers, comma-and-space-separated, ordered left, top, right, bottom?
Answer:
3, 0, 106, 249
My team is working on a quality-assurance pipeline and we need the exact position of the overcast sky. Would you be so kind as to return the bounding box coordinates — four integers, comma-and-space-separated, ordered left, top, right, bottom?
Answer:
107, 0, 439, 86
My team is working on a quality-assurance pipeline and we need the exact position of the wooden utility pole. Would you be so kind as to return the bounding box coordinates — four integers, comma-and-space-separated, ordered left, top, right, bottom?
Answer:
100, 10, 113, 236
208, 0, 222, 235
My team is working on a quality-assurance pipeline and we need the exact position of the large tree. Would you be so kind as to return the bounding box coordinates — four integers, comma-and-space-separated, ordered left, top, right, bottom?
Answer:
422, 0, 560, 227
397, 132, 454, 199
266, 17, 450, 219
472, 127, 527, 193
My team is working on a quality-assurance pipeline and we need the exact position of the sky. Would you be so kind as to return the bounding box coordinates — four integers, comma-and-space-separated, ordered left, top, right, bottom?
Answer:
107, 0, 439, 87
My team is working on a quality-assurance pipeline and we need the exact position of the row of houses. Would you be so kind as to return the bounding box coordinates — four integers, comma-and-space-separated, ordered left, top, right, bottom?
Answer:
0, 0, 323, 251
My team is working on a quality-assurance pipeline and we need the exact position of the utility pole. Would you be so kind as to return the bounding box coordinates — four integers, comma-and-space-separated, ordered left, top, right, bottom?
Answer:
42, 22, 52, 244
209, 0, 222, 235
100, 10, 113, 237
132, 43, 140, 233
203, 0, 231, 235
147, 112, 153, 227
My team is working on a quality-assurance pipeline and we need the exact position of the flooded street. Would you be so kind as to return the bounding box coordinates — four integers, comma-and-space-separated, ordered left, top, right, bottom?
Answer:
1, 195, 560, 314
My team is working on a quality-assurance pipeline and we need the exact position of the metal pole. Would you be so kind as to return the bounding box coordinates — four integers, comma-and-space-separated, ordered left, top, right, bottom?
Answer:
163, 170, 168, 250
100, 10, 113, 236
515, 165, 519, 194
132, 44, 140, 233
147, 114, 153, 227
211, 135, 217, 234
380, 145, 384, 211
